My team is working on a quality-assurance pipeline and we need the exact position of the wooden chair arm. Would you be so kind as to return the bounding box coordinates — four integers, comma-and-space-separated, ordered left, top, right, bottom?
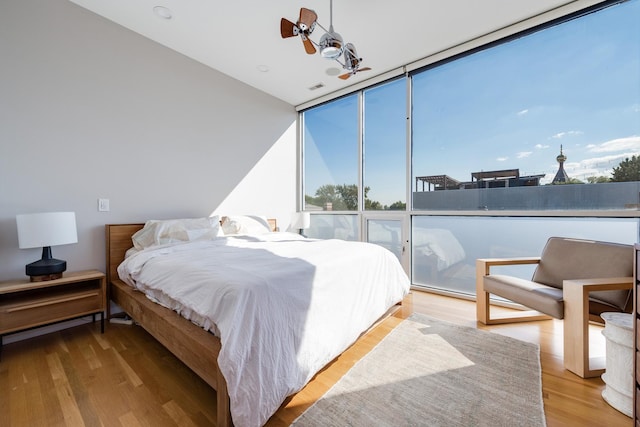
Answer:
475, 256, 547, 325
563, 277, 633, 293
476, 257, 541, 276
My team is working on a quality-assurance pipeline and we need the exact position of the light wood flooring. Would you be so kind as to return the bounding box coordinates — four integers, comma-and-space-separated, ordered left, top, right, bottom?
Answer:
0, 290, 632, 426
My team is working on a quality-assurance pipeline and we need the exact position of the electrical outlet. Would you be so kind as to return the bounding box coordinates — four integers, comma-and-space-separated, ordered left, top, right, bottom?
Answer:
98, 198, 110, 212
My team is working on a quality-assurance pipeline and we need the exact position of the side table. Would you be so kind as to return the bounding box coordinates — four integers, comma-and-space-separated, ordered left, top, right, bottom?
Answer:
601, 311, 633, 417
0, 270, 106, 358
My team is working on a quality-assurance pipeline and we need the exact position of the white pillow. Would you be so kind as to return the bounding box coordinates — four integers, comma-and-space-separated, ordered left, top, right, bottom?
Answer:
132, 216, 221, 250
220, 215, 272, 235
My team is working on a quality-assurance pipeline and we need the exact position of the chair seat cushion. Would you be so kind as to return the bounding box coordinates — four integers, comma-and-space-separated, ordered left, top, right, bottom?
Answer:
484, 274, 627, 320
484, 274, 564, 319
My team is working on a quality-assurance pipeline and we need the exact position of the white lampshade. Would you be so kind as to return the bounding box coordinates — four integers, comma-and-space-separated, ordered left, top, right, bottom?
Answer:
291, 212, 311, 230
16, 212, 78, 249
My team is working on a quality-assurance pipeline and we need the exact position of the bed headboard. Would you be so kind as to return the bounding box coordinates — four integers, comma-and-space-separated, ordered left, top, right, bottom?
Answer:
105, 224, 144, 285
105, 219, 278, 284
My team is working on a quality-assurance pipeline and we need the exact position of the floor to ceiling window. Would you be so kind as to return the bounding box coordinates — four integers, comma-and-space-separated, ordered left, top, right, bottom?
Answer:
363, 78, 407, 211
303, 94, 359, 213
301, 0, 640, 297
302, 94, 360, 241
412, 0, 640, 212
410, 0, 640, 293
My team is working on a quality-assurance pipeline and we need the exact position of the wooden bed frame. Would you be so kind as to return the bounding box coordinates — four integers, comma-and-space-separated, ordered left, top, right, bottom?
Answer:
106, 223, 234, 427
105, 219, 403, 427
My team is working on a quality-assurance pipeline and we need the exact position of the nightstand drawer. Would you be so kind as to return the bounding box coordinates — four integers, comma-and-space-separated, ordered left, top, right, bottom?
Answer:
0, 271, 106, 337
0, 289, 102, 334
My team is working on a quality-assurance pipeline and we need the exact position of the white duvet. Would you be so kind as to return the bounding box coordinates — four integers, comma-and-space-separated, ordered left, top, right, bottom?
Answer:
118, 232, 410, 427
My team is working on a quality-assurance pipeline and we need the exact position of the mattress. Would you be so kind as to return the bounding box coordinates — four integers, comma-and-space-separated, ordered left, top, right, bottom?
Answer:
118, 232, 410, 427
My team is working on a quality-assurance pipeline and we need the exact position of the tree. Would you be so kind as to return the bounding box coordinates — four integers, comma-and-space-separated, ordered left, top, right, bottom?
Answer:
306, 184, 368, 210
365, 198, 382, 210
388, 201, 406, 210
307, 184, 406, 210
337, 184, 361, 210
611, 155, 640, 182
306, 184, 344, 210
586, 176, 610, 184
550, 177, 584, 185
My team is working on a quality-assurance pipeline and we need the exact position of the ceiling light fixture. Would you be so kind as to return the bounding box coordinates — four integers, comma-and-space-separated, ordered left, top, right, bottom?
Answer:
153, 6, 172, 20
319, 32, 343, 59
318, 0, 343, 59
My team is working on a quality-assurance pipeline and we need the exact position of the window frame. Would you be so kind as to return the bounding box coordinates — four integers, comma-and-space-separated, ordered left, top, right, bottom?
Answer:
300, 0, 640, 219
298, 0, 640, 289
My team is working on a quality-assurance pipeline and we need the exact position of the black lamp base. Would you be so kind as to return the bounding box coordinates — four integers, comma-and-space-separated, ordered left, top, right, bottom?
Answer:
25, 246, 67, 282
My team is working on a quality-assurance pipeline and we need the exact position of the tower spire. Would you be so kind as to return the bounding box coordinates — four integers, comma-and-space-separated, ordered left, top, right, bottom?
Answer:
552, 145, 570, 184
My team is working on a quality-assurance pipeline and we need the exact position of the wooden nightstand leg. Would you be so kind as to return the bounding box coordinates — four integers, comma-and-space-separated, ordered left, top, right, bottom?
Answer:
101, 312, 105, 333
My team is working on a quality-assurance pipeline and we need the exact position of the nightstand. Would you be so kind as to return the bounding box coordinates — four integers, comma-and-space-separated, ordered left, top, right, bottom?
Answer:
0, 269, 106, 357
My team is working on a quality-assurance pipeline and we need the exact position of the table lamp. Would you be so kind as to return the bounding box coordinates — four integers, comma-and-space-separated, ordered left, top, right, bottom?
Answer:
291, 212, 311, 236
16, 212, 78, 282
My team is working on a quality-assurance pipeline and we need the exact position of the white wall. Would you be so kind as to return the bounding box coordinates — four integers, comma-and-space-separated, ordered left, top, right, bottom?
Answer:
0, 0, 298, 280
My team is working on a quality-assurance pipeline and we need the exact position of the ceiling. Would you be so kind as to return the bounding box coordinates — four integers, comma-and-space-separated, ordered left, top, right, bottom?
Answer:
68, 0, 585, 107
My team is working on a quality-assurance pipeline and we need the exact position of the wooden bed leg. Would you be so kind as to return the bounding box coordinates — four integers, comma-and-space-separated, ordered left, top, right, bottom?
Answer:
216, 368, 233, 427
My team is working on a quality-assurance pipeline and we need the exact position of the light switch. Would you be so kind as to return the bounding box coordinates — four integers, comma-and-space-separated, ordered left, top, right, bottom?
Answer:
98, 198, 110, 212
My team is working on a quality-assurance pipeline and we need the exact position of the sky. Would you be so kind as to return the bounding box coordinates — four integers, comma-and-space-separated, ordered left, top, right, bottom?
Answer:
304, 0, 640, 206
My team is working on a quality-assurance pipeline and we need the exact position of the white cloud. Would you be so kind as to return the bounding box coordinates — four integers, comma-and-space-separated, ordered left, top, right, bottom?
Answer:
517, 151, 532, 158
551, 130, 583, 139
496, 157, 508, 162
579, 154, 627, 169
506, 137, 639, 185
588, 135, 640, 153
544, 150, 639, 182
517, 109, 529, 116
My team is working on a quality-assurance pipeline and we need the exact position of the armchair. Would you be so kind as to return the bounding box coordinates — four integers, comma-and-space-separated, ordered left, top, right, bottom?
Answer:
476, 237, 633, 378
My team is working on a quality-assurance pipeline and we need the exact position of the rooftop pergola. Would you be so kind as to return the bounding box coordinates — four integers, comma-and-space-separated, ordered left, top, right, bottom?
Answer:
471, 169, 520, 182
415, 175, 461, 191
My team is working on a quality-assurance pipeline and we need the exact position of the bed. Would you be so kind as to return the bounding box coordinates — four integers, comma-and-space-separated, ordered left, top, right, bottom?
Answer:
105, 216, 410, 427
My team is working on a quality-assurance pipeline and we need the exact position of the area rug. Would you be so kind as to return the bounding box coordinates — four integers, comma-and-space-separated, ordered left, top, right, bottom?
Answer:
291, 313, 545, 427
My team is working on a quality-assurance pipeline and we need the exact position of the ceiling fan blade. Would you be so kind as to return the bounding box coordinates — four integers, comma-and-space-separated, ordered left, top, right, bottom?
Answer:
280, 18, 297, 38
338, 67, 371, 80
302, 36, 316, 54
299, 8, 317, 30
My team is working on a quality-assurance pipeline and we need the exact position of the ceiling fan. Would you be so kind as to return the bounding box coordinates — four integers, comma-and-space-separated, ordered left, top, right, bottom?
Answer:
280, 7, 317, 55
280, 0, 371, 79
338, 43, 371, 80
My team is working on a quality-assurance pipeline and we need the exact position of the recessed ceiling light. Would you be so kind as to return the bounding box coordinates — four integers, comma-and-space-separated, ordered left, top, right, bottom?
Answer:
256, 65, 270, 73
153, 6, 172, 20
326, 67, 341, 76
